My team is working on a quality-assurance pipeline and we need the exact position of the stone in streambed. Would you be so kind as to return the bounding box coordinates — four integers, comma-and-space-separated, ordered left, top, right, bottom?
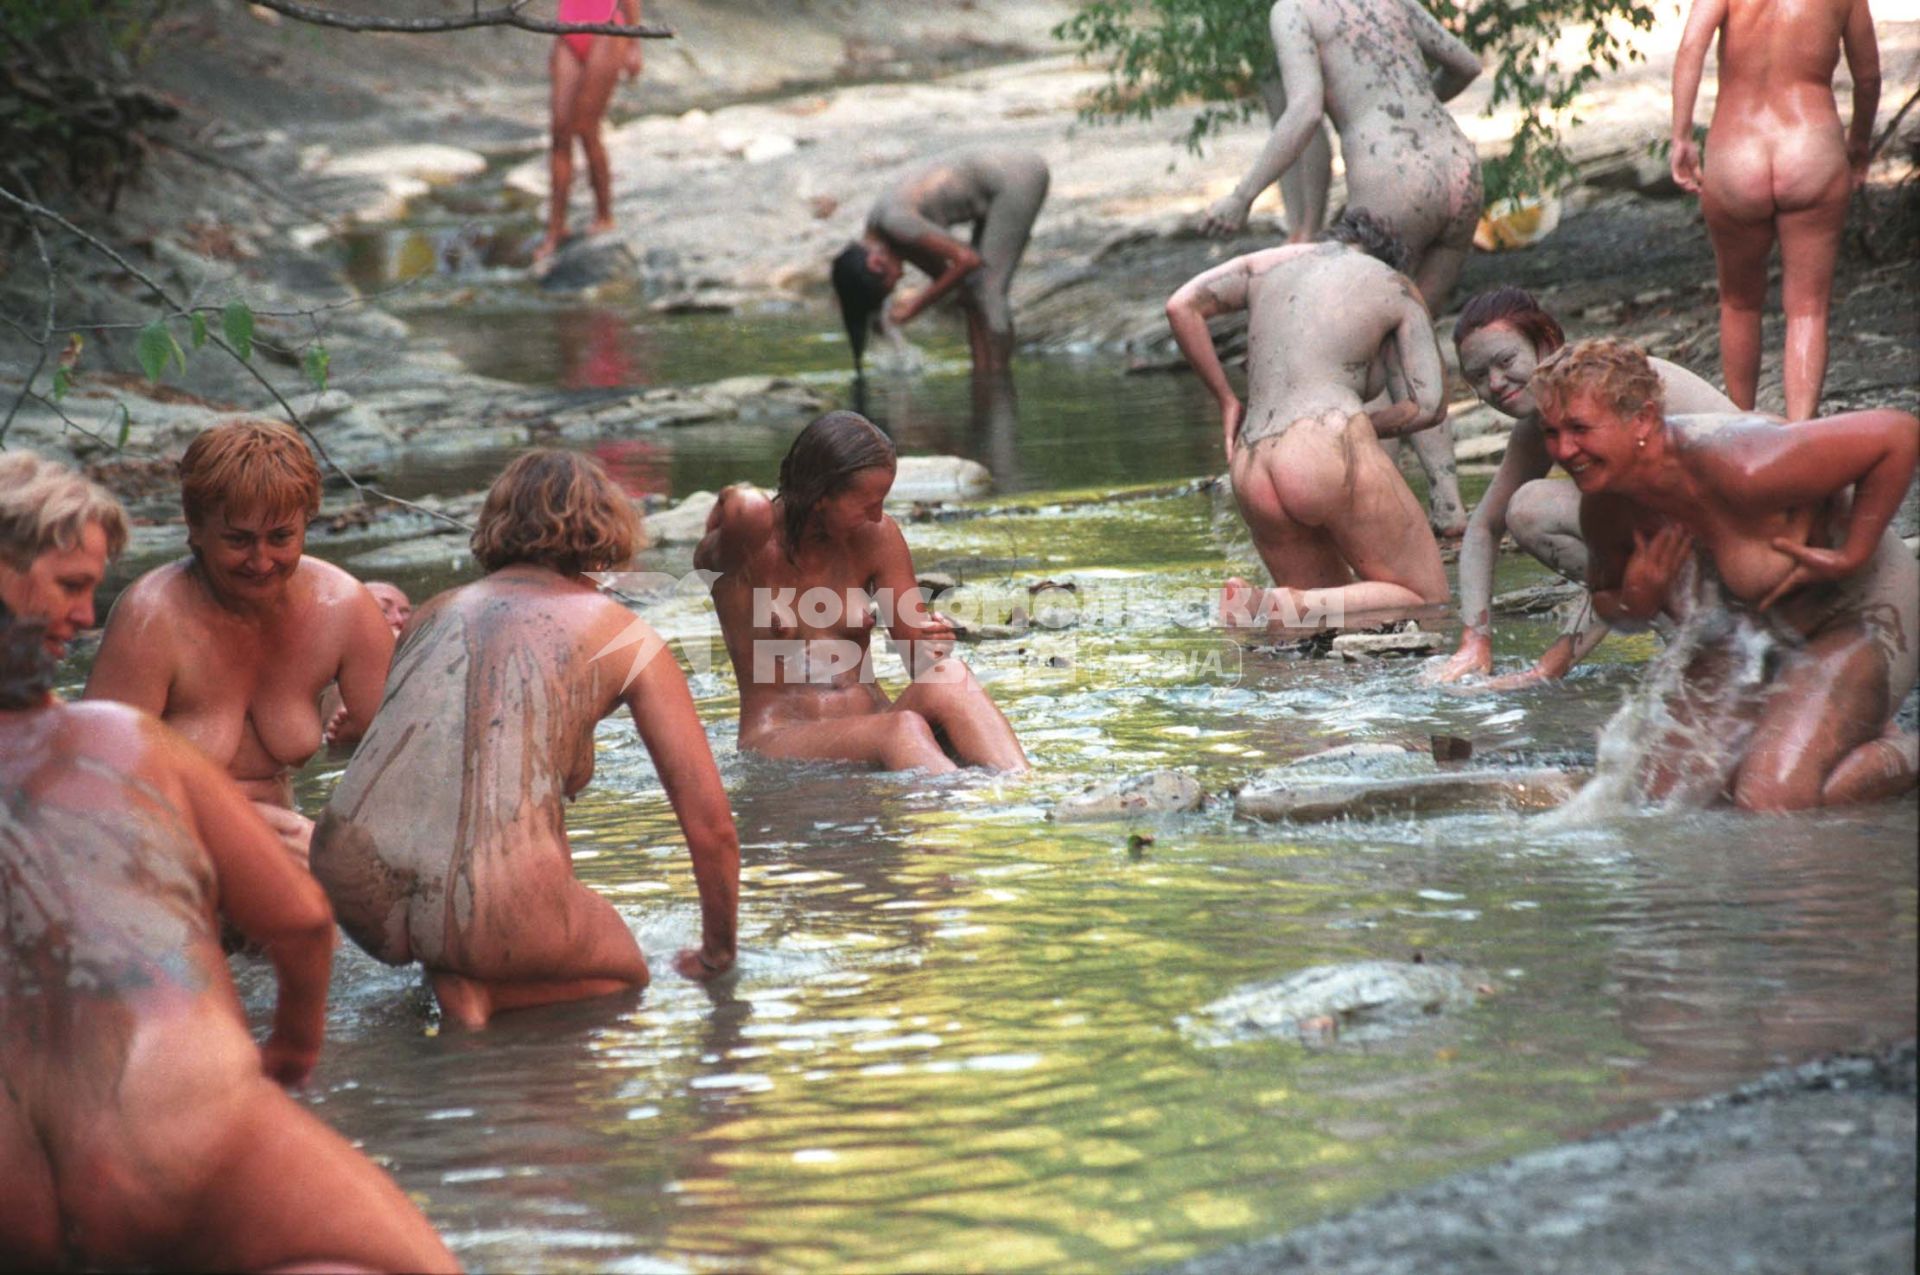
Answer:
538, 235, 638, 292
887, 456, 991, 504
643, 490, 722, 546
1235, 756, 1585, 822
1051, 771, 1205, 821
1330, 628, 1445, 658
1184, 959, 1483, 1046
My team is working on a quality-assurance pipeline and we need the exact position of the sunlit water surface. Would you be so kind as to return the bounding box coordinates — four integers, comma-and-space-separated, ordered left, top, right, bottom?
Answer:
110, 241, 1914, 1272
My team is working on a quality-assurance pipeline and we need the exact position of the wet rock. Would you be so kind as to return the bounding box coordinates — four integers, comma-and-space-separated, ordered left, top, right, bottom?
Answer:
1051, 770, 1206, 821
1330, 627, 1444, 659
1235, 763, 1585, 822
916, 571, 959, 598
345, 532, 472, 572
648, 288, 754, 315
644, 490, 722, 546
1492, 580, 1586, 614
304, 390, 403, 455
888, 456, 992, 504
1184, 959, 1483, 1046
319, 143, 488, 186
537, 235, 639, 293
1454, 433, 1509, 464
1027, 580, 1081, 628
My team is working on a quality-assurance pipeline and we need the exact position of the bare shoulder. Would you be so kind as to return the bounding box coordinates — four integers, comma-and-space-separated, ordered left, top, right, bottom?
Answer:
111, 559, 192, 618
851, 512, 912, 564
715, 483, 775, 530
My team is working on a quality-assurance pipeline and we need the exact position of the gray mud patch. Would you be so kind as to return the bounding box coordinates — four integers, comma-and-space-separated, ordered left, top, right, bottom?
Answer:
1165, 1041, 1918, 1275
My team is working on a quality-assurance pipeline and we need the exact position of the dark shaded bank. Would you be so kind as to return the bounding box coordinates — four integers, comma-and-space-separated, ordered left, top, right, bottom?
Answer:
1166, 1041, 1917, 1275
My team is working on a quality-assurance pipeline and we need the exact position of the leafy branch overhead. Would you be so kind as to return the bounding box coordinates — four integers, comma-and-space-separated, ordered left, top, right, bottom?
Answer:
1054, 0, 1660, 205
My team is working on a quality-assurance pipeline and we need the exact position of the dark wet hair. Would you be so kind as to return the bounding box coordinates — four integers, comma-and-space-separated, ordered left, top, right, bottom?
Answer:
0, 599, 55, 710
777, 410, 897, 557
1453, 286, 1567, 356
1321, 208, 1408, 273
831, 241, 892, 374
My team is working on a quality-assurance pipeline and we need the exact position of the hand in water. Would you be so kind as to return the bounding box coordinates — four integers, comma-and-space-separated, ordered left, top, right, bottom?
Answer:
1670, 137, 1703, 194
1758, 538, 1860, 610
674, 947, 734, 981
1621, 525, 1693, 616
1199, 193, 1251, 237
260, 1034, 319, 1088
1428, 631, 1493, 684
870, 314, 925, 373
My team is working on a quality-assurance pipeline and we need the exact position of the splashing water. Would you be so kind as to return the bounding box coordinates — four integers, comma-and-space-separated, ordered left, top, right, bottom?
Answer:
1552, 577, 1787, 823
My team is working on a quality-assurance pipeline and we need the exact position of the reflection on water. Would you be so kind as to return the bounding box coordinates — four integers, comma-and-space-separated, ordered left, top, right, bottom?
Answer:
189, 248, 1917, 1271
259, 454, 1916, 1273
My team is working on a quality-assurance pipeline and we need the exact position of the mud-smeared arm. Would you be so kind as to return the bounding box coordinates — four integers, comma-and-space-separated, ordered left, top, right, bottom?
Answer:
1367, 283, 1446, 438
1201, 0, 1324, 235
1403, 0, 1480, 102
1166, 255, 1262, 457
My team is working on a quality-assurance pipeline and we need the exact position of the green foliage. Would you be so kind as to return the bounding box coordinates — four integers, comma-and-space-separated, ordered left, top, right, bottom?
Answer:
303, 344, 331, 392
1055, 0, 1660, 204
135, 317, 184, 382
222, 301, 255, 361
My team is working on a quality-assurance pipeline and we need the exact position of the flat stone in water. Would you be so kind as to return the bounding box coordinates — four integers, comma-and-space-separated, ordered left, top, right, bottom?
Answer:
888, 456, 992, 504
1186, 960, 1482, 1046
645, 490, 722, 545
1051, 770, 1206, 821
1236, 749, 1585, 822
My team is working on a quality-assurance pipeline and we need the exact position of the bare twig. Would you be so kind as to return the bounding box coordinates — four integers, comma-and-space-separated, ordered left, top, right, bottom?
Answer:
246, 0, 672, 38
0, 183, 470, 531
0, 212, 58, 448
1869, 82, 1920, 162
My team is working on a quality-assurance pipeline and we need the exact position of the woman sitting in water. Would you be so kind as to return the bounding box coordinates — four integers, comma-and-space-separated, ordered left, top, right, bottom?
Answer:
695, 411, 1029, 773
1532, 338, 1917, 810
311, 451, 739, 1029
85, 419, 395, 866
0, 603, 456, 1272
1432, 288, 1736, 687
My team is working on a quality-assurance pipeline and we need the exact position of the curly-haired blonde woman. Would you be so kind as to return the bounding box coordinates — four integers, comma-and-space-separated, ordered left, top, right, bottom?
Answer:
312, 450, 739, 1028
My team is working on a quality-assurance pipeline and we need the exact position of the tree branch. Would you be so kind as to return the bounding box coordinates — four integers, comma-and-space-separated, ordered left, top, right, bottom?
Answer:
246, 0, 673, 39
0, 182, 471, 531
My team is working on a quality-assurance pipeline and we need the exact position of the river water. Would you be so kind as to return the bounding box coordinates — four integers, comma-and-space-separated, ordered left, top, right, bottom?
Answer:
160, 219, 1920, 1271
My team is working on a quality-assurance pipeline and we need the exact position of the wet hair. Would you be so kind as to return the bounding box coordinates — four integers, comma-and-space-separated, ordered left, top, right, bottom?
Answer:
831, 241, 892, 374
179, 418, 322, 528
0, 599, 55, 710
0, 451, 129, 570
1531, 338, 1665, 422
776, 410, 896, 557
1321, 208, 1408, 273
1452, 286, 1566, 356
470, 448, 643, 575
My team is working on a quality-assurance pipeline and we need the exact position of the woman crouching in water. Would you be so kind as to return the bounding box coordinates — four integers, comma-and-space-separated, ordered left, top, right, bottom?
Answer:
0, 602, 456, 1270
1433, 287, 1735, 687
1533, 338, 1918, 810
696, 411, 1029, 773
312, 451, 739, 1029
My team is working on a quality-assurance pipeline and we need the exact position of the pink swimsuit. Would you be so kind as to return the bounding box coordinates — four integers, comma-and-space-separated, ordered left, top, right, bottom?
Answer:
558, 0, 617, 63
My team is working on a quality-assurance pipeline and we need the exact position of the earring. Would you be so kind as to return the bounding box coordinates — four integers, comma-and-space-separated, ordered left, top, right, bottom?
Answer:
1636, 437, 1646, 449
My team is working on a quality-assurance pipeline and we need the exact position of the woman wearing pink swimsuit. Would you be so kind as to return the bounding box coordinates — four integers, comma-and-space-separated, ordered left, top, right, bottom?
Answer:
537, 0, 643, 265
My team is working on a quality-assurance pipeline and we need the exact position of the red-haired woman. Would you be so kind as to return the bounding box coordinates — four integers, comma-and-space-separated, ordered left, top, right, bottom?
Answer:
696, 411, 1029, 773
86, 419, 394, 865
1432, 288, 1736, 686
312, 450, 739, 1029
1533, 338, 1916, 810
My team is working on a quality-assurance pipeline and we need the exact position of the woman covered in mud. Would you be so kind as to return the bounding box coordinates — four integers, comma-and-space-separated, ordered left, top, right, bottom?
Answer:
1533, 338, 1917, 810
831, 147, 1050, 376
1670, 0, 1878, 420
695, 410, 1029, 773
1165, 210, 1450, 631
1198, 0, 1484, 537
311, 451, 739, 1029
0, 602, 456, 1272
84, 419, 395, 867
1433, 288, 1735, 687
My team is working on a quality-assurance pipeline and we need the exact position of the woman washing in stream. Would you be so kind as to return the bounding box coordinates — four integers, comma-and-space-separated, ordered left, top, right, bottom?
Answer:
1431, 287, 1736, 688
1533, 338, 1917, 811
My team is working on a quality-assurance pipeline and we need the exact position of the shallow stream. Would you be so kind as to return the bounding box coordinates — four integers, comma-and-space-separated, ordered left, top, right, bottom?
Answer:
183, 221, 1920, 1271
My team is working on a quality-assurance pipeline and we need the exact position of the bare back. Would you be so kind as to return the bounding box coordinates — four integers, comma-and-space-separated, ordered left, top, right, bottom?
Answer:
311, 569, 631, 969
1241, 245, 1414, 442
1, 706, 267, 1265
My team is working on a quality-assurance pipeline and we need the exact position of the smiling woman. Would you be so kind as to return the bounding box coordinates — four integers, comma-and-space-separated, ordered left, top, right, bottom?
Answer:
83, 419, 395, 866
0, 452, 128, 666
1533, 338, 1919, 810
